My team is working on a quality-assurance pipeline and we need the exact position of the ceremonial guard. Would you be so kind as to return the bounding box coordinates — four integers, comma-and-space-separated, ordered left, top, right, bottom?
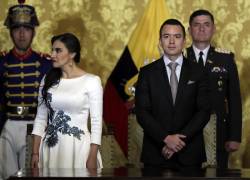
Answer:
0, 0, 52, 178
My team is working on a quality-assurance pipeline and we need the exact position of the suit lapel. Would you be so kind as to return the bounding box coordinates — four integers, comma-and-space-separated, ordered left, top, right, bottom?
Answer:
205, 46, 216, 71
155, 58, 174, 105
175, 58, 189, 107
187, 46, 197, 63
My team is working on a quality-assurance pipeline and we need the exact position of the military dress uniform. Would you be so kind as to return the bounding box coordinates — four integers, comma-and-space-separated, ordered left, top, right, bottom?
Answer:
0, 48, 51, 122
0, 1, 52, 178
0, 48, 52, 176
186, 46, 242, 168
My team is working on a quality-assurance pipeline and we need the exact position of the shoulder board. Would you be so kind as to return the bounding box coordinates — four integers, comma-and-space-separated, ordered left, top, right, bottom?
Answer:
0, 51, 7, 57
38, 52, 51, 60
215, 47, 231, 54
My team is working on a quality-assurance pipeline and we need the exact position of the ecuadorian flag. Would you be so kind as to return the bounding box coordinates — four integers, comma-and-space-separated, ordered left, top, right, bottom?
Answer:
103, 0, 170, 156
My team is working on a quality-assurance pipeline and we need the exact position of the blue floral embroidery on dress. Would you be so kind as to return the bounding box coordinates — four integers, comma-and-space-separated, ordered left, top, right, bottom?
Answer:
44, 92, 84, 147
46, 93, 54, 123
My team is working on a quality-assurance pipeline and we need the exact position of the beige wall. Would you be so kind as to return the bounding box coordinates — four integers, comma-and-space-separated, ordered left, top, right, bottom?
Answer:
1, 0, 250, 168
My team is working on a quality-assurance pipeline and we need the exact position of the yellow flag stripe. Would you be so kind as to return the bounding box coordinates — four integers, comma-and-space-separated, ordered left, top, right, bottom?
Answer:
125, 0, 170, 96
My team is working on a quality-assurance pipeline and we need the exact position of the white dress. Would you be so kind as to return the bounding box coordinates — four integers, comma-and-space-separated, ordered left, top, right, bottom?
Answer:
32, 73, 103, 168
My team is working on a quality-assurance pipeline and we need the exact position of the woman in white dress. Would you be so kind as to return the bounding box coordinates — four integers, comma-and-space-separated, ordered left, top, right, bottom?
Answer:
31, 33, 103, 169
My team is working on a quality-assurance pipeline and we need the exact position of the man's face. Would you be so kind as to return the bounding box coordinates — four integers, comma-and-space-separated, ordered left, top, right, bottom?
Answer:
159, 24, 185, 61
189, 15, 215, 44
11, 26, 34, 52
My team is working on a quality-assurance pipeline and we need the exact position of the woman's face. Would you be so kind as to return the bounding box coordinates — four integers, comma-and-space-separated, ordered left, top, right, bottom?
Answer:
51, 40, 74, 68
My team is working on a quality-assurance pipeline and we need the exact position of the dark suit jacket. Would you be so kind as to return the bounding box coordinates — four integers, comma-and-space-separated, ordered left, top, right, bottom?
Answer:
186, 46, 242, 151
135, 57, 210, 166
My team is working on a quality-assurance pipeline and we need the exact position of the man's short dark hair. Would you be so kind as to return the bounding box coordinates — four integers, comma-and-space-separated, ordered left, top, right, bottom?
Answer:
159, 19, 186, 39
189, 9, 214, 25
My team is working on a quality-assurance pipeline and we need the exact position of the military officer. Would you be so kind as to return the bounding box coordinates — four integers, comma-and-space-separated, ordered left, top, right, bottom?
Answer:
0, 1, 52, 178
186, 9, 242, 168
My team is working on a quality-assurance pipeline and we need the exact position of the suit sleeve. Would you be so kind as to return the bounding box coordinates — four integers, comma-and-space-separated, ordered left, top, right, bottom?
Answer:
135, 68, 168, 145
179, 68, 211, 141
227, 54, 242, 142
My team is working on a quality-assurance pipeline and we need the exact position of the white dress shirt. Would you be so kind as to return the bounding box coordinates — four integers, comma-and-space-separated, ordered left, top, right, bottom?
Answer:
192, 45, 210, 65
163, 54, 183, 83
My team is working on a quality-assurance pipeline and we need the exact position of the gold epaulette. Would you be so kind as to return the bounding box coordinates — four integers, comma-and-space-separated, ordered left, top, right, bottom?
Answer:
215, 47, 231, 54
38, 52, 51, 60
0, 51, 7, 57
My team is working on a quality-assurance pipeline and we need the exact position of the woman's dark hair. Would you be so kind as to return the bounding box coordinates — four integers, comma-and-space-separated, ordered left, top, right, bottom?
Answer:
42, 33, 81, 106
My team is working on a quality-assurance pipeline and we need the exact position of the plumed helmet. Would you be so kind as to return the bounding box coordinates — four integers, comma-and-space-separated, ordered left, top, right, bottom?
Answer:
4, 0, 39, 29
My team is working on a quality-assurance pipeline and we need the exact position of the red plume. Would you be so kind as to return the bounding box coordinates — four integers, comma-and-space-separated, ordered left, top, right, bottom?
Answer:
18, 0, 25, 4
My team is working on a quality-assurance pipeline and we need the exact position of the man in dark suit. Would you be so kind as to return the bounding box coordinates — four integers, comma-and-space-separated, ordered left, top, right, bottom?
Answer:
186, 9, 242, 168
135, 19, 210, 169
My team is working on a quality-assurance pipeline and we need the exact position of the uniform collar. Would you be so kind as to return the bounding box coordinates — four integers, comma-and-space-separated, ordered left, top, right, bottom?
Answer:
192, 44, 210, 61
12, 48, 33, 60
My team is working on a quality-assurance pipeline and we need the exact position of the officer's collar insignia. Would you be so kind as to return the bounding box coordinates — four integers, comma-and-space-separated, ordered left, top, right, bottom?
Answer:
207, 59, 213, 64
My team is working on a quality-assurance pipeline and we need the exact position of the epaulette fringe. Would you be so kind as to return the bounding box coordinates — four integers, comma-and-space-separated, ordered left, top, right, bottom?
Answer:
38, 52, 51, 60
215, 47, 231, 54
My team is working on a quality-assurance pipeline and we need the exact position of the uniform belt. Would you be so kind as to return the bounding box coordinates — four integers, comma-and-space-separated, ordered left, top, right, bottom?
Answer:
7, 106, 36, 116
